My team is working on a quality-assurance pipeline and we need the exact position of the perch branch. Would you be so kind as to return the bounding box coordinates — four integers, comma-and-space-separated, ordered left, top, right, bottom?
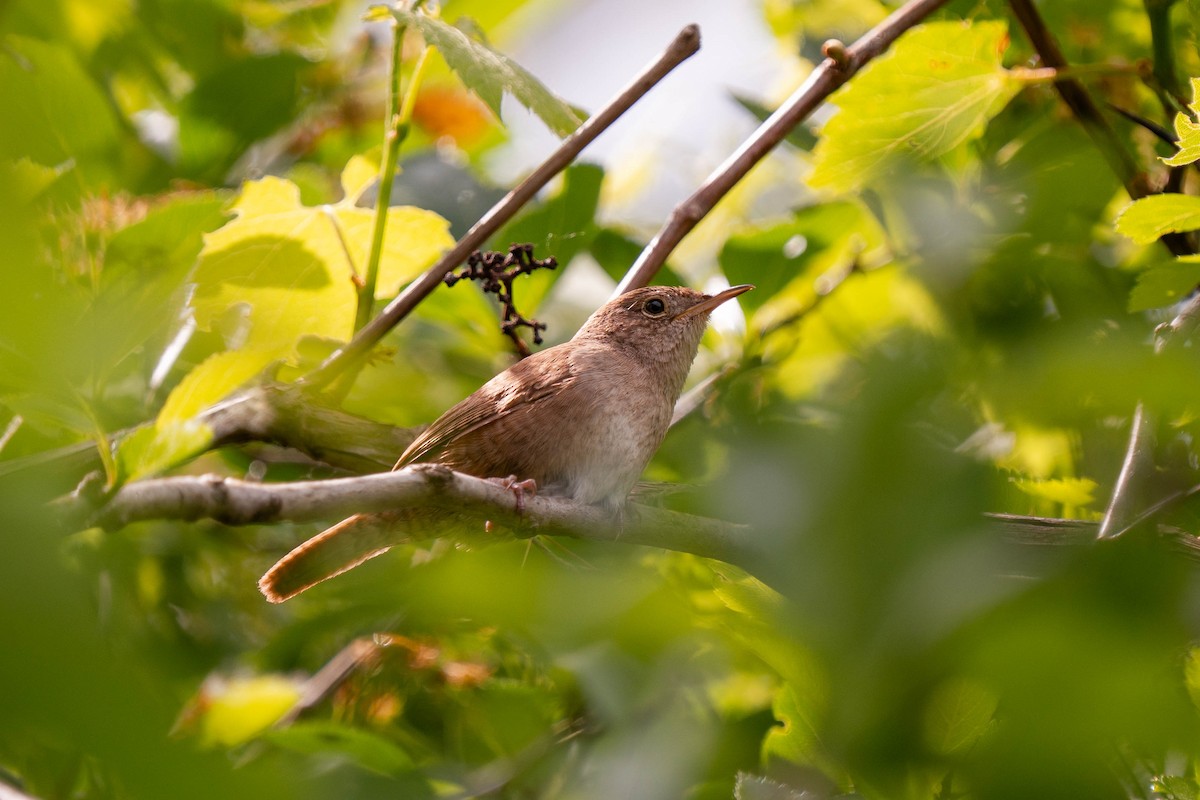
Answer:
65, 464, 765, 573
614, 0, 953, 295
303, 24, 702, 389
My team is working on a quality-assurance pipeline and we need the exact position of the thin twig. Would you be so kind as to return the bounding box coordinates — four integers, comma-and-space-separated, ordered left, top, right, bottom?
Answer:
613, 0, 953, 295
1007, 0, 1154, 206
302, 24, 702, 389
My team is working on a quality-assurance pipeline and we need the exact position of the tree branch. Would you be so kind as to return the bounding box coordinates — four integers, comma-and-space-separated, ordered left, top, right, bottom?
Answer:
614, 0, 953, 295
302, 24, 702, 389
1007, 0, 1153, 206
65, 464, 765, 573
201, 384, 418, 474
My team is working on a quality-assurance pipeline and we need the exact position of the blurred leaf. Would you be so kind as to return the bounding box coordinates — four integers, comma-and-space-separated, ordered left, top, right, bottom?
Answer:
719, 200, 887, 312
266, 721, 417, 776
0, 157, 68, 203
1115, 193, 1200, 243
920, 678, 996, 756
115, 419, 213, 484
732, 94, 818, 150
1164, 77, 1200, 166
762, 684, 823, 769
195, 675, 303, 748
1128, 258, 1200, 311
389, 6, 583, 137
1154, 775, 1200, 800
494, 163, 603, 269
0, 36, 121, 185
192, 166, 452, 358
158, 349, 274, 425
178, 53, 312, 180
809, 21, 1020, 192
89, 192, 228, 377
1012, 477, 1097, 509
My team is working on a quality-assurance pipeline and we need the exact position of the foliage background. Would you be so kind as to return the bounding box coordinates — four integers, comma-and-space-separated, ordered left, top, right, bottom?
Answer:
6, 0, 1200, 798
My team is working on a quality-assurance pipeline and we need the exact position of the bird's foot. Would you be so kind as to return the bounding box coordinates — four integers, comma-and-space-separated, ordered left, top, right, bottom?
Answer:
487, 475, 538, 515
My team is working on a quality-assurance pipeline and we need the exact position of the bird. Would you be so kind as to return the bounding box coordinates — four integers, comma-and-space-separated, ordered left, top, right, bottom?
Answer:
259, 283, 753, 602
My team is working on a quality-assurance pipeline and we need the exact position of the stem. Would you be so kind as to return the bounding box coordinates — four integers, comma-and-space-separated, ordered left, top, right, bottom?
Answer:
301, 24, 702, 389
355, 23, 433, 333
1144, 0, 1184, 103
614, 0, 953, 295
1007, 0, 1151, 204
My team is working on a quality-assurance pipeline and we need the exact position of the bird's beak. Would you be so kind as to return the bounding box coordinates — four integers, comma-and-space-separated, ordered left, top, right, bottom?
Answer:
673, 284, 755, 320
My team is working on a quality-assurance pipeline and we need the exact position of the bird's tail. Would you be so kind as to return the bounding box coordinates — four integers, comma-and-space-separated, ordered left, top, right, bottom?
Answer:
259, 512, 400, 603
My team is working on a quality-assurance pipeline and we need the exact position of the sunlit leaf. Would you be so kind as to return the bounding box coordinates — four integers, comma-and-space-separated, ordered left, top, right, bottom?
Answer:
1163, 78, 1200, 167
196, 675, 302, 748
1115, 194, 1200, 244
390, 7, 583, 137
1012, 477, 1097, 508
809, 21, 1020, 192
762, 684, 823, 768
192, 168, 452, 359
114, 420, 213, 484
158, 349, 275, 425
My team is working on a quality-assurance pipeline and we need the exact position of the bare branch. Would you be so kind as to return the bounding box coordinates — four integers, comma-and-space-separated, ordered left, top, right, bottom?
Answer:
303, 24, 703, 388
65, 464, 764, 572
614, 0, 953, 295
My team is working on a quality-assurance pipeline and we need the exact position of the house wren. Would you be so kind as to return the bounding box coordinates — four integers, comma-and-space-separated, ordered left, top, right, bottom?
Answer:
259, 284, 753, 602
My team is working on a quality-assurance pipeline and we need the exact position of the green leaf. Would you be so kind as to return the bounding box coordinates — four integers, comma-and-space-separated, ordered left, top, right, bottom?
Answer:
0, 158, 68, 204
266, 721, 416, 776
1163, 77, 1200, 167
808, 21, 1020, 192
921, 678, 997, 756
391, 7, 583, 137
494, 163, 603, 270
114, 420, 214, 484
762, 684, 824, 768
158, 349, 275, 425
0, 37, 120, 186
1128, 258, 1200, 312
1115, 194, 1200, 244
192, 163, 453, 359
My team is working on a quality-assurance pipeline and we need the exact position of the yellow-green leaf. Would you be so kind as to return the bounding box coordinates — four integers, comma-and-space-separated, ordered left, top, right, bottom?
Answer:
1013, 477, 1098, 508
340, 153, 379, 203
158, 349, 275, 425
192, 166, 452, 360
198, 675, 302, 747
1164, 78, 1200, 167
1115, 194, 1200, 244
809, 21, 1020, 192
115, 420, 214, 484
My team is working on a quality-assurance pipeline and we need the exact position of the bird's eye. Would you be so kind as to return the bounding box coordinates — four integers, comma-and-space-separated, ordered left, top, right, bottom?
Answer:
643, 297, 667, 316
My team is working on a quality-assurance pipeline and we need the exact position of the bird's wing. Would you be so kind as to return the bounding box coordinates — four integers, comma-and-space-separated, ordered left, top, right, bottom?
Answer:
394, 350, 580, 468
